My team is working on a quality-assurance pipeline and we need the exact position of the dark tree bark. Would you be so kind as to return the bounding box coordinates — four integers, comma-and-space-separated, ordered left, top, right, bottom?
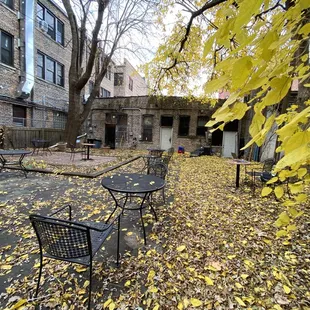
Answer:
61, 0, 154, 145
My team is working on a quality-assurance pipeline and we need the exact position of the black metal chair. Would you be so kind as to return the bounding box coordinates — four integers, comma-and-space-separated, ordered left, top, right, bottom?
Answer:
29, 205, 120, 310
148, 162, 168, 203
246, 158, 275, 191
66, 142, 86, 161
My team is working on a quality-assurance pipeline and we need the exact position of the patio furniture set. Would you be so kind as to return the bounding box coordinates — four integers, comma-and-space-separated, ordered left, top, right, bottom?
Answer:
28, 147, 174, 309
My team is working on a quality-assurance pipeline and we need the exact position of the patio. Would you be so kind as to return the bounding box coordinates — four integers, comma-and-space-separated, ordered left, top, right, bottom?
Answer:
0, 154, 309, 309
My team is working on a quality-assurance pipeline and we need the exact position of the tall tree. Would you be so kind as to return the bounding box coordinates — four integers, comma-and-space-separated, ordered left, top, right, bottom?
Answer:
146, 0, 310, 232
62, 0, 156, 145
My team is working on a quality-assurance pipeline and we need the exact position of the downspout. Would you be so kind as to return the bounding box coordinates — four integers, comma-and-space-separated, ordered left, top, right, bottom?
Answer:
16, 0, 35, 99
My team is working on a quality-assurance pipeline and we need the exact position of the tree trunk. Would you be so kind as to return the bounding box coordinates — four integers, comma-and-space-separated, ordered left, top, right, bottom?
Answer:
64, 89, 83, 146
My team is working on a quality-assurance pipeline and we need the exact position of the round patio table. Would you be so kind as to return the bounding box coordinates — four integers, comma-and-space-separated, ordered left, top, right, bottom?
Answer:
228, 159, 251, 188
101, 173, 165, 244
0, 149, 32, 177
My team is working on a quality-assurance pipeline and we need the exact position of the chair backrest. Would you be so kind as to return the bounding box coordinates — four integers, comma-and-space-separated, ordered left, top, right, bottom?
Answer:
29, 215, 91, 259
148, 162, 168, 180
263, 159, 275, 172
156, 154, 170, 166
231, 152, 238, 159
167, 147, 174, 156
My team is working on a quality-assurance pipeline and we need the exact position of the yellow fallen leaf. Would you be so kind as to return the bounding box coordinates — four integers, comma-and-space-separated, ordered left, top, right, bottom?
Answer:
124, 280, 131, 287
83, 280, 90, 288
149, 286, 158, 293
205, 276, 214, 285
10, 299, 27, 309
177, 301, 183, 310
240, 274, 249, 280
177, 245, 186, 252
1, 264, 12, 270
234, 296, 246, 307
153, 305, 159, 310
147, 269, 155, 281
75, 266, 87, 273
109, 302, 116, 310
283, 285, 291, 294
103, 299, 112, 308
235, 282, 243, 289
190, 298, 202, 307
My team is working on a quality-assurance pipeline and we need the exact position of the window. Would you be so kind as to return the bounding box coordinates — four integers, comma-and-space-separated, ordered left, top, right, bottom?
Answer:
53, 111, 67, 129
37, 53, 44, 78
102, 88, 110, 97
1, 0, 13, 9
57, 63, 64, 86
37, 2, 64, 45
161, 116, 173, 127
196, 116, 209, 136
178, 116, 190, 136
114, 73, 123, 86
129, 77, 133, 91
37, 51, 64, 86
142, 115, 153, 142
46, 56, 55, 83
0, 31, 13, 66
13, 105, 26, 126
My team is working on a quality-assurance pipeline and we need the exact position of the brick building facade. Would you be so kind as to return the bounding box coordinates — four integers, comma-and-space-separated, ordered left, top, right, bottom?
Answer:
0, 0, 148, 133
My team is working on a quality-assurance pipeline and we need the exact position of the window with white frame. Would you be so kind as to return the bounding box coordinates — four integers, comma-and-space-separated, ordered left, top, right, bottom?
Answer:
37, 2, 64, 45
37, 51, 64, 86
0, 30, 13, 66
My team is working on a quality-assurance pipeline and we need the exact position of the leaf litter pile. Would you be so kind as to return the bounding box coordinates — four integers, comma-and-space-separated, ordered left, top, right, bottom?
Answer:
0, 155, 309, 309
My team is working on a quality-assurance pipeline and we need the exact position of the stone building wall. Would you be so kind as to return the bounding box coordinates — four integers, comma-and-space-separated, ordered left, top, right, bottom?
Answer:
91, 96, 214, 152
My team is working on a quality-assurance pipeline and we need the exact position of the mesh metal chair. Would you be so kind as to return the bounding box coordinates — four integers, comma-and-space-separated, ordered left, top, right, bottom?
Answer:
148, 162, 168, 203
66, 142, 86, 161
246, 158, 275, 191
29, 205, 120, 310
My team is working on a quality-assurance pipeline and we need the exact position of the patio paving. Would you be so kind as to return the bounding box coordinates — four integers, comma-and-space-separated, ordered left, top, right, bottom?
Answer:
0, 155, 178, 309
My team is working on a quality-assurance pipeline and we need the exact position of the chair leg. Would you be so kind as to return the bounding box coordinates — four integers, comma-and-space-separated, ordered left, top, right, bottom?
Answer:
88, 261, 92, 310
149, 194, 158, 221
35, 251, 43, 298
139, 207, 147, 245
117, 215, 120, 266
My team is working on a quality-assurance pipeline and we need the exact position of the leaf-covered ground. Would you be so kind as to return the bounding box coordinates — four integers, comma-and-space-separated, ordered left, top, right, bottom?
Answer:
0, 155, 309, 309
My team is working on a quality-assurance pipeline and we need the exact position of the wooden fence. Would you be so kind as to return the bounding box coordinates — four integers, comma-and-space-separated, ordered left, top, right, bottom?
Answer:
4, 127, 65, 149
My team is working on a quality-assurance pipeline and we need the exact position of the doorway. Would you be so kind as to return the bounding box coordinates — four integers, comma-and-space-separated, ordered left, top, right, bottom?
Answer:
160, 116, 173, 150
105, 124, 115, 149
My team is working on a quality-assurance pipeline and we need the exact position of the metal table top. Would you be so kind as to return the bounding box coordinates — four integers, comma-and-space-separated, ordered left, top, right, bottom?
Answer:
101, 173, 165, 194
